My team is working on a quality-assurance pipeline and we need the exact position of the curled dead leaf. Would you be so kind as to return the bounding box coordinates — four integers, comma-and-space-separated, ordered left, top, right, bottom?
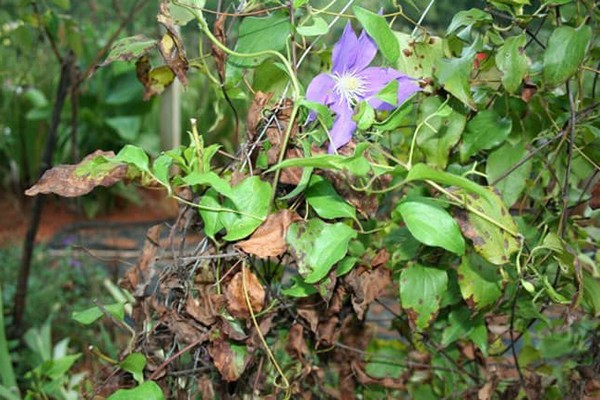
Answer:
247, 91, 273, 141
225, 267, 265, 319
236, 210, 300, 258
208, 339, 250, 382
25, 150, 127, 197
345, 265, 392, 320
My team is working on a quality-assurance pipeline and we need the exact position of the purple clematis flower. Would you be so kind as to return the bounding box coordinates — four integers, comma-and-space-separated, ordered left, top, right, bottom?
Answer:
306, 22, 421, 153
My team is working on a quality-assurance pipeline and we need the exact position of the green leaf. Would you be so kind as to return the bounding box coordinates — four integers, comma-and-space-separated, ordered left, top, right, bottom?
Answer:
458, 252, 503, 310
365, 339, 407, 379
375, 79, 399, 106
440, 306, 472, 346
434, 43, 477, 109
353, 6, 399, 63
182, 171, 233, 198
416, 97, 466, 168
582, 270, 600, 317
287, 219, 357, 283
373, 102, 413, 131
220, 176, 272, 241
229, 12, 291, 68
72, 303, 125, 325
296, 16, 328, 36
396, 200, 465, 255
336, 256, 359, 277
454, 188, 520, 265
281, 276, 318, 297
301, 99, 334, 128
447, 9, 493, 35
268, 143, 371, 176
395, 32, 444, 80
399, 264, 448, 330
543, 25, 591, 86
168, 0, 205, 26
384, 227, 420, 262
495, 34, 528, 94
460, 110, 512, 161
39, 354, 81, 380
121, 353, 146, 384
305, 175, 356, 220
115, 145, 150, 173
107, 381, 164, 400
198, 189, 224, 240
406, 163, 490, 199
106, 116, 141, 142
101, 35, 157, 65
354, 102, 375, 130
152, 154, 173, 189
486, 141, 532, 207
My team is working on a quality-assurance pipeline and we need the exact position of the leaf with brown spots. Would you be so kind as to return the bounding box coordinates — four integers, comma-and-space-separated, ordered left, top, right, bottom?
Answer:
236, 210, 300, 258
157, 2, 189, 85
208, 339, 250, 382
345, 265, 392, 320
247, 91, 273, 141
136, 56, 175, 100
25, 150, 128, 198
452, 187, 520, 265
225, 267, 265, 319
101, 35, 157, 66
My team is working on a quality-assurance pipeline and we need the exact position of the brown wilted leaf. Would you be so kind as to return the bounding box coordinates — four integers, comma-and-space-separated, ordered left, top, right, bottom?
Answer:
279, 148, 304, 186
247, 91, 273, 141
170, 315, 209, 345
236, 210, 300, 258
345, 265, 392, 320
121, 224, 161, 296
286, 323, 309, 360
185, 293, 221, 326
211, 13, 227, 81
157, 3, 189, 85
25, 150, 127, 197
225, 267, 265, 319
197, 375, 215, 399
208, 339, 250, 382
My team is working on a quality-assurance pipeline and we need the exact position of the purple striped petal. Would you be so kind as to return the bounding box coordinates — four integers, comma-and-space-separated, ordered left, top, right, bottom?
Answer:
332, 22, 359, 74
328, 105, 356, 153
305, 73, 336, 122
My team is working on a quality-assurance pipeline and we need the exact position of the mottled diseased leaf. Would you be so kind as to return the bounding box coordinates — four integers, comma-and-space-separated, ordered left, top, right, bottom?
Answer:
236, 210, 300, 258
208, 340, 249, 382
495, 34, 528, 94
396, 199, 465, 255
416, 97, 466, 168
395, 32, 443, 81
460, 110, 512, 161
453, 187, 520, 265
434, 42, 477, 109
219, 176, 272, 241
305, 175, 356, 220
101, 35, 157, 66
287, 219, 357, 283
458, 252, 503, 309
136, 56, 175, 100
354, 6, 399, 63
486, 141, 532, 207
225, 267, 265, 319
25, 150, 127, 198
400, 264, 448, 330
543, 25, 591, 86
107, 381, 164, 400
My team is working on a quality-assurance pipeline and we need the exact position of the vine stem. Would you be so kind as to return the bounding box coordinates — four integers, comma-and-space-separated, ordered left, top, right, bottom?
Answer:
271, 102, 300, 203
241, 262, 291, 397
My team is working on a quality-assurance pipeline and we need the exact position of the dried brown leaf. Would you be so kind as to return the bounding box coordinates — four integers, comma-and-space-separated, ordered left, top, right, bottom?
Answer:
157, 3, 189, 85
236, 210, 300, 258
25, 150, 127, 197
345, 265, 392, 320
211, 13, 227, 81
225, 267, 265, 319
121, 224, 161, 295
286, 323, 309, 360
197, 375, 215, 399
208, 339, 250, 382
247, 91, 273, 141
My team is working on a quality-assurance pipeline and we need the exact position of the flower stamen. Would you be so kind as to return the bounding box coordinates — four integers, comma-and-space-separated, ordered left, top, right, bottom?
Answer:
332, 71, 366, 106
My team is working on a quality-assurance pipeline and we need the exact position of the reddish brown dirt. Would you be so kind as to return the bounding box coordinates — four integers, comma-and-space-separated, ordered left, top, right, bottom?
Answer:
0, 189, 179, 247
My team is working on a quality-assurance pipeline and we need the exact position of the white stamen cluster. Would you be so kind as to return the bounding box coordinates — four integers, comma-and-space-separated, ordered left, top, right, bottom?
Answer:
332, 71, 366, 106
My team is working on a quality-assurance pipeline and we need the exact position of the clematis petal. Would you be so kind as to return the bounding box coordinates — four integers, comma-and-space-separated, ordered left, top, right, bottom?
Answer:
352, 31, 378, 71
356, 67, 420, 110
332, 22, 359, 74
328, 106, 356, 153
305, 73, 336, 122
